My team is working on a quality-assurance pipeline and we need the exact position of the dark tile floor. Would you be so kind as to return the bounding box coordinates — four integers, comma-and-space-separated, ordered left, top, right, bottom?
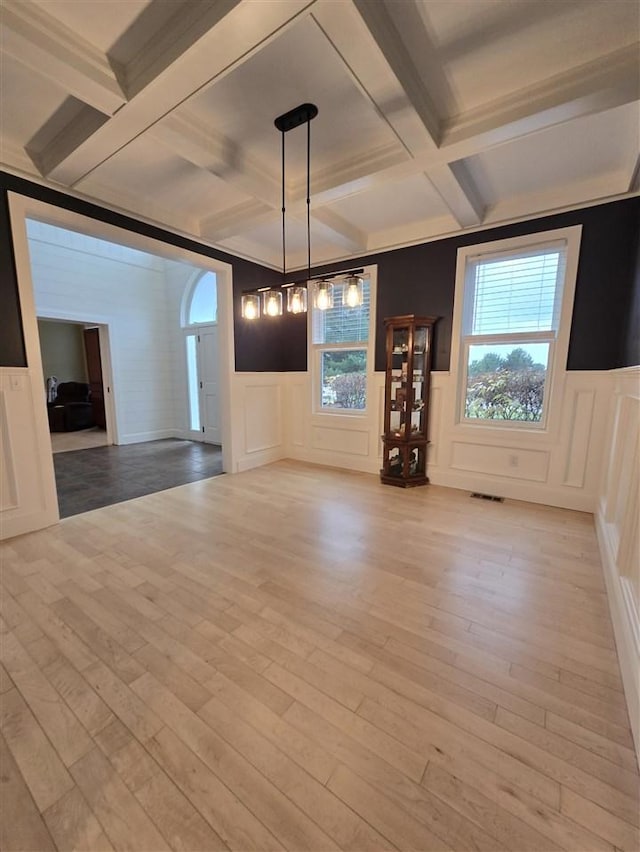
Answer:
53, 439, 223, 518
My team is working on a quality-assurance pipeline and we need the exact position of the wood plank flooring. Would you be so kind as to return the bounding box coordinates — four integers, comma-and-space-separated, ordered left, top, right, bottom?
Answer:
1, 460, 638, 852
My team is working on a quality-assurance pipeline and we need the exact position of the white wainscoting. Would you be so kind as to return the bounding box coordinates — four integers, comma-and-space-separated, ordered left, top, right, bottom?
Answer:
283, 372, 385, 475
596, 366, 640, 759
429, 370, 613, 512
282, 370, 612, 511
231, 374, 286, 472
0, 373, 58, 541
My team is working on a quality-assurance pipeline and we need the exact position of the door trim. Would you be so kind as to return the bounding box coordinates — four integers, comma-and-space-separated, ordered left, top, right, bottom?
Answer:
6, 193, 236, 533
37, 311, 117, 445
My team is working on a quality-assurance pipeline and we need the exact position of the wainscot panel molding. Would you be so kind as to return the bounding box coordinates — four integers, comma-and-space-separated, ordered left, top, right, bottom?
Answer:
450, 442, 550, 482
283, 372, 391, 475
430, 370, 613, 512
596, 365, 640, 760
231, 374, 286, 473
280, 370, 613, 512
0, 371, 58, 541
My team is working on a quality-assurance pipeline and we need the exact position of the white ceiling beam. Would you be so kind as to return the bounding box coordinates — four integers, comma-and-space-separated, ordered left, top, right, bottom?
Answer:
152, 108, 368, 252
148, 111, 280, 206
442, 43, 640, 158
32, 0, 313, 186
0, 0, 126, 115
157, 26, 638, 246
313, 0, 484, 227
199, 200, 273, 242
283, 41, 640, 216
627, 154, 640, 193
309, 208, 367, 254
427, 162, 485, 229
350, 0, 441, 148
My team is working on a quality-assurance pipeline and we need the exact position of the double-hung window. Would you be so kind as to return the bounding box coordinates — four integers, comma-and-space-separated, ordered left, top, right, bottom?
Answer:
456, 229, 579, 428
311, 271, 374, 414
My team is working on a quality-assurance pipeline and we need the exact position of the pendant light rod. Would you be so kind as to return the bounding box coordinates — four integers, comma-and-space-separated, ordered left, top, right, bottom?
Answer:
281, 127, 286, 286
306, 113, 311, 283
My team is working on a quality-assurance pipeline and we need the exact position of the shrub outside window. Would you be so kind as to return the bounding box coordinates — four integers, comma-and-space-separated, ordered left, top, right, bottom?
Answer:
311, 274, 373, 413
459, 241, 569, 428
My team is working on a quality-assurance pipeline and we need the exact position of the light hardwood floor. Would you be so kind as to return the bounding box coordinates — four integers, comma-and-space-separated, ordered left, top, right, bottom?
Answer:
1, 460, 638, 852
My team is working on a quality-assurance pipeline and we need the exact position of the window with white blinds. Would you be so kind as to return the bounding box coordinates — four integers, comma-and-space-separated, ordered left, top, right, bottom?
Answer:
458, 238, 572, 428
463, 243, 566, 337
310, 273, 375, 414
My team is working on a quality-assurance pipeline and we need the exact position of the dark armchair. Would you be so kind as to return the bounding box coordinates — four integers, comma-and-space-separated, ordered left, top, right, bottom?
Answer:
47, 382, 94, 432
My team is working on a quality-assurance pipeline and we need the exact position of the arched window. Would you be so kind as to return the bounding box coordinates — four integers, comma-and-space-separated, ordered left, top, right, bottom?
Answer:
187, 271, 217, 325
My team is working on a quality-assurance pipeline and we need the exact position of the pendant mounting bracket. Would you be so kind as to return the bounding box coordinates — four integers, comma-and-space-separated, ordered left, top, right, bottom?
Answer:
274, 103, 318, 133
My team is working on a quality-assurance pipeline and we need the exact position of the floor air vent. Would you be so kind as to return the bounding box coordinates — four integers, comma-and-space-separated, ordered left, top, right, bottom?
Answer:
470, 492, 504, 503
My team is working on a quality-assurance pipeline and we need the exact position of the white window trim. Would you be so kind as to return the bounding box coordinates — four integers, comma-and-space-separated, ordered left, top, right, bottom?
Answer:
309, 264, 377, 419
449, 225, 582, 437
181, 269, 218, 329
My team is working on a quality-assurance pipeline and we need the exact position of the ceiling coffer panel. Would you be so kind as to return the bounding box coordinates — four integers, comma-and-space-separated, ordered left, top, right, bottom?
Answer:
0, 0, 637, 268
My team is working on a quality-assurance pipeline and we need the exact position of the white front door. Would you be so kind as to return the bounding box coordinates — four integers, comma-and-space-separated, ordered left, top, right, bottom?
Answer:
186, 325, 220, 444
198, 325, 220, 444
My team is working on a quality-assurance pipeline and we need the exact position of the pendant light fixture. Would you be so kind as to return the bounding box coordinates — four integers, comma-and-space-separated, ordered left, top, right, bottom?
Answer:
262, 289, 283, 316
275, 103, 318, 314
343, 274, 364, 308
241, 292, 261, 319
314, 279, 334, 310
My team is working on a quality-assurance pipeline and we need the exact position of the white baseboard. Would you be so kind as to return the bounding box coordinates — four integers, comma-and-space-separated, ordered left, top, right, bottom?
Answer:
596, 501, 640, 763
287, 447, 380, 475
116, 429, 178, 445
235, 446, 285, 473
0, 507, 59, 541
428, 466, 596, 512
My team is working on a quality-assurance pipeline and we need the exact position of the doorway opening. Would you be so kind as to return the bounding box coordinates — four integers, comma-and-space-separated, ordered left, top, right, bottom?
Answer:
37, 317, 112, 455
11, 203, 234, 521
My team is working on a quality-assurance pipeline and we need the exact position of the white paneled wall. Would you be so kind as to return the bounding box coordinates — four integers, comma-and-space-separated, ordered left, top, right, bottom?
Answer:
27, 221, 180, 444
596, 367, 640, 758
230, 373, 287, 472
281, 369, 612, 511
0, 370, 58, 539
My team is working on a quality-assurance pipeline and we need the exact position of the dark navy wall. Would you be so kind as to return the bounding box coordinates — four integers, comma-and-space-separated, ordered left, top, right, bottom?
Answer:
1, 172, 638, 373
0, 173, 284, 371
623, 221, 640, 367
307, 196, 640, 372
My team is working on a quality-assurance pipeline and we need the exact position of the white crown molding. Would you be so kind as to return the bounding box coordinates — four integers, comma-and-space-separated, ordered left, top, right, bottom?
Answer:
0, 0, 126, 114
2, 159, 637, 275
482, 172, 631, 227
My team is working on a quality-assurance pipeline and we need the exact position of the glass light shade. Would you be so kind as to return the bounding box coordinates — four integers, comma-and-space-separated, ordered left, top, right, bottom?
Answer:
314, 280, 334, 311
262, 289, 283, 317
344, 275, 364, 308
241, 293, 260, 320
286, 285, 308, 314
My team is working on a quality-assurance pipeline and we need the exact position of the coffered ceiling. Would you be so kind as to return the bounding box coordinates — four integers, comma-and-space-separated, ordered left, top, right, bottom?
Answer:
1, 0, 638, 269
